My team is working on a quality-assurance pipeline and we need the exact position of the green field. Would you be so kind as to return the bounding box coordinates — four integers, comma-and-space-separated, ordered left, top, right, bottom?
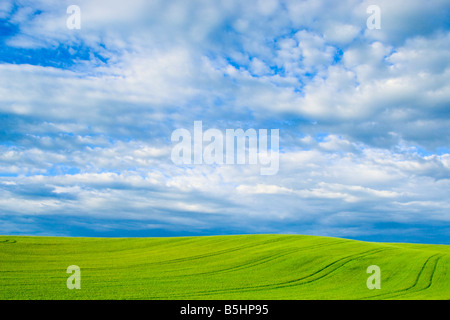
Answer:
1, 234, 449, 300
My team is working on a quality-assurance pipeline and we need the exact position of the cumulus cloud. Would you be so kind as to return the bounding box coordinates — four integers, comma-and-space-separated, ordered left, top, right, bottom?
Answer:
0, 0, 449, 243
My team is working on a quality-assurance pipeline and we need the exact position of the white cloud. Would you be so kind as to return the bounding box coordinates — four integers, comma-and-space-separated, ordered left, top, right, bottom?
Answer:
1, 0, 449, 241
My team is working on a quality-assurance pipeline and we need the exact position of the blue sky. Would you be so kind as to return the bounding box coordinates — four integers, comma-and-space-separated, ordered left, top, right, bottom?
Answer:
0, 0, 449, 243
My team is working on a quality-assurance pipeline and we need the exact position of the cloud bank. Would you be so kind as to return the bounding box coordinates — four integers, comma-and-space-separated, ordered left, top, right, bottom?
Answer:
0, 0, 449, 243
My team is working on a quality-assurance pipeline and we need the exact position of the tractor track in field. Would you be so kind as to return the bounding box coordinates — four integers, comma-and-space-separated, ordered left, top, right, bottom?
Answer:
71, 236, 294, 270
0, 239, 16, 244
362, 253, 443, 300
140, 236, 293, 265
168, 238, 352, 278
273, 248, 388, 288
82, 237, 349, 272
172, 247, 300, 278
149, 237, 349, 267
167, 247, 389, 298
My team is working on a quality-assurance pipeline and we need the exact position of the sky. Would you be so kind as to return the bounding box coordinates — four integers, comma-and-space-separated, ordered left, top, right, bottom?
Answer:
0, 0, 449, 244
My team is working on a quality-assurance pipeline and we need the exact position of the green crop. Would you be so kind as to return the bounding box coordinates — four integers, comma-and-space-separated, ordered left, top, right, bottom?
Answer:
1, 234, 448, 299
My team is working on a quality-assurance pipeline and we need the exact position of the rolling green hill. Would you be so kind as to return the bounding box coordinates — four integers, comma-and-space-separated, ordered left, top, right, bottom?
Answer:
1, 234, 449, 300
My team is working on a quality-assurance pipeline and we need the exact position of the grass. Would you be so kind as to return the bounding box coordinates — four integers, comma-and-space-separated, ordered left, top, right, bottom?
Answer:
0, 234, 449, 300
